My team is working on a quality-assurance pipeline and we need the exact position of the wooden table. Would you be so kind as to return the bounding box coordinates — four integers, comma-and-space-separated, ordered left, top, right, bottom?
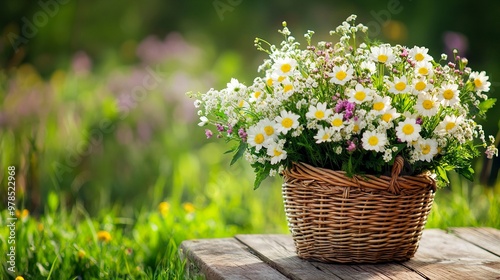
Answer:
180, 227, 500, 279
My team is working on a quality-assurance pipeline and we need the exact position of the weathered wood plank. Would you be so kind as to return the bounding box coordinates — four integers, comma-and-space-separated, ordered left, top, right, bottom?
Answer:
449, 227, 500, 257
179, 238, 289, 280
235, 234, 425, 280
402, 229, 500, 280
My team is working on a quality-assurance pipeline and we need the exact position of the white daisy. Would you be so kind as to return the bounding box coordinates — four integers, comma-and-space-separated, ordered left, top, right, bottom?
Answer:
281, 78, 296, 94
226, 78, 246, 93
360, 60, 376, 73
267, 141, 287, 164
415, 93, 439, 117
247, 124, 266, 151
396, 118, 421, 142
275, 110, 300, 134
388, 76, 409, 94
371, 95, 392, 114
249, 89, 263, 103
347, 84, 374, 104
329, 64, 354, 85
469, 71, 491, 92
380, 107, 400, 123
273, 57, 298, 76
329, 113, 345, 131
198, 116, 208, 127
411, 77, 433, 95
438, 83, 460, 107
415, 138, 438, 162
314, 127, 335, 143
434, 115, 463, 136
257, 118, 278, 140
408, 46, 433, 63
361, 130, 387, 152
306, 102, 333, 121
370, 45, 395, 64
414, 61, 434, 77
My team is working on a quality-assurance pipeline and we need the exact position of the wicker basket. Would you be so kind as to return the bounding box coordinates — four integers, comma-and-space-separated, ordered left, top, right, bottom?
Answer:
282, 156, 436, 263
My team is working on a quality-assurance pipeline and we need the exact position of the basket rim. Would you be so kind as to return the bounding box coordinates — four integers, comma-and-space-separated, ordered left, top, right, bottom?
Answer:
283, 159, 437, 195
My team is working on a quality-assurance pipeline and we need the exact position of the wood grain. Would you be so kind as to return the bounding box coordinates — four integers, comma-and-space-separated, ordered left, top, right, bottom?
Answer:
450, 227, 500, 257
179, 238, 288, 280
235, 234, 425, 280
402, 229, 500, 280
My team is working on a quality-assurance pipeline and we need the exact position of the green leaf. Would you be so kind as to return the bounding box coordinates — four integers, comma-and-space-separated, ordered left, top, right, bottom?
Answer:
436, 165, 449, 184
253, 167, 269, 190
230, 142, 247, 166
479, 98, 496, 113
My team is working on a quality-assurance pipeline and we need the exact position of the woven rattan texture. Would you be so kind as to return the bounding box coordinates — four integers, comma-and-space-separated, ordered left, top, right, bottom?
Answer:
282, 158, 436, 263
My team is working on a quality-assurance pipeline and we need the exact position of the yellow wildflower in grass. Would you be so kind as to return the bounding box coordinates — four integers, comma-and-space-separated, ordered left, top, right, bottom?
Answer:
77, 250, 86, 259
97, 230, 112, 243
15, 277, 24, 280
183, 202, 195, 213
158, 201, 170, 216
15, 209, 29, 219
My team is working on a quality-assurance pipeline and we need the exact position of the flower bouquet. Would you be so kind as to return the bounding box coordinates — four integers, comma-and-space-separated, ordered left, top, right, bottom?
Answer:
189, 15, 498, 263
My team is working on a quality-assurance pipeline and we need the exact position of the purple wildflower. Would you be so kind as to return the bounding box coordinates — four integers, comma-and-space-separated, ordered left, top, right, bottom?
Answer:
416, 117, 423, 125
238, 128, 248, 142
205, 129, 213, 139
216, 123, 224, 132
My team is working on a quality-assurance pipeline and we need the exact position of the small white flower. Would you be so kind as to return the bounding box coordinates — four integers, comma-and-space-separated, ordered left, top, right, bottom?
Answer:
415, 138, 438, 162
411, 77, 433, 95
388, 76, 410, 94
370, 45, 395, 64
347, 84, 374, 104
247, 124, 267, 151
267, 141, 287, 164
275, 110, 300, 134
438, 83, 460, 107
226, 78, 246, 93
328, 65, 354, 85
415, 93, 439, 117
314, 127, 335, 143
329, 113, 345, 131
362, 130, 387, 152
396, 118, 421, 142
306, 102, 333, 121
371, 95, 392, 114
434, 115, 463, 136
273, 57, 298, 76
414, 61, 434, 77
360, 60, 376, 73
469, 71, 491, 92
408, 46, 433, 63
198, 116, 208, 127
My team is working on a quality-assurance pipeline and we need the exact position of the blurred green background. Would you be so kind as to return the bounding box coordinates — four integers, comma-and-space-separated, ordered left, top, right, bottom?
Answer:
1, 0, 500, 278
1, 0, 500, 249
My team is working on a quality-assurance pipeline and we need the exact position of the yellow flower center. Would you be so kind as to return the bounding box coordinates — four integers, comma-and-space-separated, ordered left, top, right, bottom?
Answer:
266, 78, 273, 86
354, 91, 366, 101
278, 76, 286, 82
264, 125, 274, 136
415, 81, 426, 91
382, 113, 392, 122
421, 144, 431, 155
474, 78, 483, 88
253, 91, 261, 99
368, 136, 379, 146
335, 70, 347, 81
415, 53, 425, 61
378, 54, 388, 63
395, 81, 406, 91
282, 118, 294, 128
315, 110, 325, 119
332, 118, 343, 127
283, 84, 293, 92
322, 133, 330, 140
402, 124, 415, 135
443, 89, 454, 100
353, 124, 360, 133
373, 102, 385, 111
238, 100, 245, 107
254, 133, 265, 144
281, 63, 292, 73
445, 122, 455, 131
273, 149, 282, 157
422, 100, 434, 110
418, 67, 429, 75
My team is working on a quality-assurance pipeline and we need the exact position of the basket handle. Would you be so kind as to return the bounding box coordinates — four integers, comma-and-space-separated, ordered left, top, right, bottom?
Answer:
388, 156, 404, 194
